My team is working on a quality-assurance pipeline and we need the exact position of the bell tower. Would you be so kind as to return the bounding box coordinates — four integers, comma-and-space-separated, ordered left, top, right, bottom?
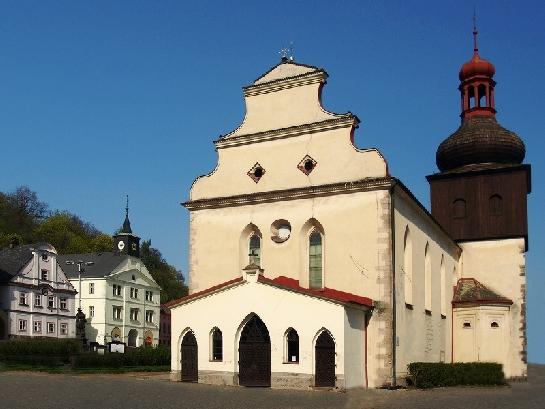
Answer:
113, 196, 141, 257
427, 22, 531, 247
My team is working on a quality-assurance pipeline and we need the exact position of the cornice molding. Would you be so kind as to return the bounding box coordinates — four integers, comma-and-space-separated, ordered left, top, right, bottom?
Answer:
243, 70, 327, 97
183, 177, 393, 210
215, 116, 358, 149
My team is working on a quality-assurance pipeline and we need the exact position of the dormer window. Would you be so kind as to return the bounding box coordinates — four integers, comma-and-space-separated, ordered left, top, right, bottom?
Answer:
41, 270, 48, 281
41, 253, 48, 261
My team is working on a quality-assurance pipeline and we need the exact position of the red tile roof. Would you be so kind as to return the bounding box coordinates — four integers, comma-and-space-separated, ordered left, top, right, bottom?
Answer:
166, 275, 374, 309
452, 278, 512, 306
258, 275, 374, 308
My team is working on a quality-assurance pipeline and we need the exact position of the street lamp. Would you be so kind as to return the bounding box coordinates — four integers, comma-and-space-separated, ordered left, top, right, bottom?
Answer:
66, 260, 94, 346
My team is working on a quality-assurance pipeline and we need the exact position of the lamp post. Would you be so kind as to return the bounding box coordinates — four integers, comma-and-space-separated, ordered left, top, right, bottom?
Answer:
66, 260, 94, 346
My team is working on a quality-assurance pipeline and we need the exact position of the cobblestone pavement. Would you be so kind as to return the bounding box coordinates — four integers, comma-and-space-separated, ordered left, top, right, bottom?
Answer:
0, 365, 543, 409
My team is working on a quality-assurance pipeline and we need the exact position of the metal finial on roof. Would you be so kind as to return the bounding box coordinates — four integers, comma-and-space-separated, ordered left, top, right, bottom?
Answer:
472, 8, 479, 54
279, 42, 295, 62
125, 195, 129, 218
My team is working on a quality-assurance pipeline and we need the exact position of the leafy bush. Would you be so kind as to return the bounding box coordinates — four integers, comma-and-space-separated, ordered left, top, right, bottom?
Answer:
74, 346, 170, 368
0, 339, 81, 365
407, 362, 506, 388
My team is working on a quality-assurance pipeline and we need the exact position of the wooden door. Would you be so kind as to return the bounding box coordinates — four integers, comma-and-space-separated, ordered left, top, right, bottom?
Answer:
315, 331, 335, 387
238, 315, 271, 387
181, 332, 198, 382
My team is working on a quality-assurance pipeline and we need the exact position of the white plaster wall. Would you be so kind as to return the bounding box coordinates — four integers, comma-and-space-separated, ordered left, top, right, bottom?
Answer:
344, 307, 366, 388
170, 280, 368, 388
393, 188, 460, 376
458, 239, 527, 378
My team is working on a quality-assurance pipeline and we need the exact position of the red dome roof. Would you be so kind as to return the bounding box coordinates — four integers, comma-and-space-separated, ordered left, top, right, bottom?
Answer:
459, 52, 495, 81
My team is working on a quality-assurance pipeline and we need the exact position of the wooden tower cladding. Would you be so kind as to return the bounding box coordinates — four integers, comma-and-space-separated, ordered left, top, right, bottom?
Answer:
427, 24, 531, 248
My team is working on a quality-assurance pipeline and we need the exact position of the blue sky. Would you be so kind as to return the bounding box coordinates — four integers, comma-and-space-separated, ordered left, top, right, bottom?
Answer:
1, 1, 544, 363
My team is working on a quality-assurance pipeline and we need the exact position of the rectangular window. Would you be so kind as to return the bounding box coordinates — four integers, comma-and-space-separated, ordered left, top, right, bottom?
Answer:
41, 269, 48, 281
19, 292, 28, 306
47, 322, 55, 333
113, 306, 122, 320
130, 308, 139, 321
113, 284, 122, 296
34, 321, 42, 333
89, 306, 94, 318
34, 293, 42, 307
145, 291, 153, 302
145, 310, 153, 323
59, 298, 67, 310
130, 287, 138, 299
19, 319, 27, 332
48, 296, 55, 308
89, 283, 94, 294
60, 323, 67, 335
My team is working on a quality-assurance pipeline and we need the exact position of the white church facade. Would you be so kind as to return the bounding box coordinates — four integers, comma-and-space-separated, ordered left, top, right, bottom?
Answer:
169, 31, 529, 388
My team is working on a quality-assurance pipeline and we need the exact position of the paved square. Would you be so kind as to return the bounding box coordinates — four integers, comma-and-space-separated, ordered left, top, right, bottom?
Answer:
0, 365, 543, 409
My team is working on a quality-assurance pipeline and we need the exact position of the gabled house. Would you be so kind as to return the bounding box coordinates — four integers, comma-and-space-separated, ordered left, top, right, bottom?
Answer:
0, 243, 77, 339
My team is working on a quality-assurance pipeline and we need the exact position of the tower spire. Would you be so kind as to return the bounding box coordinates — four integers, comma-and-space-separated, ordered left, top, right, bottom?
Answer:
121, 194, 132, 234
125, 194, 129, 219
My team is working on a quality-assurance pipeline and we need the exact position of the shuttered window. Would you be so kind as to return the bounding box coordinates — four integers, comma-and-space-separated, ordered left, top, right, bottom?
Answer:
309, 232, 323, 289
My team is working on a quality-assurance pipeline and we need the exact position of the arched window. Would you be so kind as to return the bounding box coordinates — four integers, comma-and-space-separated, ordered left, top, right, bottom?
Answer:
403, 227, 413, 306
249, 234, 261, 266
211, 328, 222, 361
489, 194, 503, 216
309, 231, 323, 289
491, 321, 500, 328
285, 328, 299, 363
452, 199, 466, 219
440, 256, 446, 317
424, 243, 431, 312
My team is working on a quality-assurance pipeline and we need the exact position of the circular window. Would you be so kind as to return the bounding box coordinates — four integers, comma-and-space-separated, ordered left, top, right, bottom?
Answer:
271, 220, 291, 243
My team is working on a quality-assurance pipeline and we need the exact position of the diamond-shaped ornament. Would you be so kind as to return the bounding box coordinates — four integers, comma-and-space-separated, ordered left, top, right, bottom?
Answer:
297, 155, 317, 175
247, 162, 265, 183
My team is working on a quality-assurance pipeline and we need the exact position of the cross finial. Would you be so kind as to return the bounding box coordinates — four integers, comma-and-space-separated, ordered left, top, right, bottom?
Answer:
125, 195, 129, 218
472, 8, 479, 54
279, 42, 295, 62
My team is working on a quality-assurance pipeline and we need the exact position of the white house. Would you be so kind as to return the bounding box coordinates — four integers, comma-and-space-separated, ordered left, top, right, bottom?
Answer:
169, 31, 529, 389
0, 243, 77, 340
58, 209, 161, 347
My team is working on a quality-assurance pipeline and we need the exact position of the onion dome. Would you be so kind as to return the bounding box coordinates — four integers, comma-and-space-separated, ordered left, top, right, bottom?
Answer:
436, 116, 525, 172
435, 22, 525, 172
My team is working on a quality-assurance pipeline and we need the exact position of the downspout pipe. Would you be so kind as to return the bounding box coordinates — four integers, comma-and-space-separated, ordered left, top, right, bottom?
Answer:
389, 181, 397, 388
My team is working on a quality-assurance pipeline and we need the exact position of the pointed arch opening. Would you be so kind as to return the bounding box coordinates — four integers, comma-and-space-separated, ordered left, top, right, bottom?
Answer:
238, 314, 271, 387
210, 327, 223, 362
314, 329, 335, 387
284, 328, 299, 363
424, 242, 431, 313
403, 226, 413, 306
300, 218, 325, 288
440, 255, 446, 317
181, 330, 198, 382
240, 224, 262, 269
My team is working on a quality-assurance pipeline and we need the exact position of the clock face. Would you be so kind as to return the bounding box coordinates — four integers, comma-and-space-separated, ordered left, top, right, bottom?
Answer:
117, 241, 125, 250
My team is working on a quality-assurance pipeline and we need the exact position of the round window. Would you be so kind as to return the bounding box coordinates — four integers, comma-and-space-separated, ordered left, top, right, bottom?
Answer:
271, 220, 291, 243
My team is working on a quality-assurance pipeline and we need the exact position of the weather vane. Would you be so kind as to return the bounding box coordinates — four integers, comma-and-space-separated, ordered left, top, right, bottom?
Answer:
279, 42, 295, 62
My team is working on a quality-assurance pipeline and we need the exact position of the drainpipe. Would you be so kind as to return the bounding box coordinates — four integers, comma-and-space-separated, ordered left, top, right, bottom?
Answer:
389, 182, 397, 388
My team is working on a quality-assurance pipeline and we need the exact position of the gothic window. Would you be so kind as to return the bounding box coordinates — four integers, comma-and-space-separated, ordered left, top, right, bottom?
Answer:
309, 231, 323, 289
424, 243, 431, 313
452, 199, 466, 219
249, 234, 261, 266
403, 227, 413, 306
211, 328, 223, 361
285, 328, 299, 363
489, 194, 503, 216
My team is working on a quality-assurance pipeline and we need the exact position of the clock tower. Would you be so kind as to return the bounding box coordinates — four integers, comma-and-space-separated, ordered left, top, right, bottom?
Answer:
113, 196, 140, 258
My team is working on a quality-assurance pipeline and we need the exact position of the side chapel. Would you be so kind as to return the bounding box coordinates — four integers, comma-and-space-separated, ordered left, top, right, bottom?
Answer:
168, 26, 530, 388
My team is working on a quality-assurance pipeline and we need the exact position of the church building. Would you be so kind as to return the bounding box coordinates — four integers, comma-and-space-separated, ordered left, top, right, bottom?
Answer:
168, 26, 529, 389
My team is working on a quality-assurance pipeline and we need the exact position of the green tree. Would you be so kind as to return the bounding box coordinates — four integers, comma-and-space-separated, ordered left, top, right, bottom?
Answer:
140, 239, 187, 303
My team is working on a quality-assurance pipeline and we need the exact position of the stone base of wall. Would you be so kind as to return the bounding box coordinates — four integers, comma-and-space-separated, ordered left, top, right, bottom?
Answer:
199, 370, 236, 386
170, 370, 181, 382
170, 369, 347, 390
